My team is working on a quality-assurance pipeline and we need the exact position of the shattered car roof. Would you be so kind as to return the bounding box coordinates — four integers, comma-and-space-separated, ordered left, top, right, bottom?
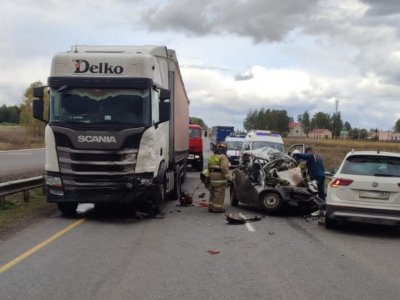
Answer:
242, 147, 293, 162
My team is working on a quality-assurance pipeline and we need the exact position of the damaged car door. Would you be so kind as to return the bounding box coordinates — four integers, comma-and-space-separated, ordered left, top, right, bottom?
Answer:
231, 158, 262, 206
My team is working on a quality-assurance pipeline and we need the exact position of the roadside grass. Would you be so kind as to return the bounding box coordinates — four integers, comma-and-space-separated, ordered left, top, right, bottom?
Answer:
285, 138, 400, 171
0, 125, 44, 150
0, 188, 52, 230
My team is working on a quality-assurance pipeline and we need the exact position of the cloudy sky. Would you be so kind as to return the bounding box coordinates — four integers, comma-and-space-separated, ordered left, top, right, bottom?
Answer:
1, 0, 400, 130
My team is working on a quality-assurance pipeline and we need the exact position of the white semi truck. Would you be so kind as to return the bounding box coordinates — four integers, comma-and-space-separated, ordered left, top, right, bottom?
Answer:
32, 45, 189, 214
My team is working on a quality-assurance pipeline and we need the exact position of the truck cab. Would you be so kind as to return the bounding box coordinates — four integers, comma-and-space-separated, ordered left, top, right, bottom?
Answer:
32, 45, 189, 214
188, 124, 203, 171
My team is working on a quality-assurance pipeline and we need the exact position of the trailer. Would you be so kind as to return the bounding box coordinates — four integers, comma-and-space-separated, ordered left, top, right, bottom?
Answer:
32, 45, 189, 214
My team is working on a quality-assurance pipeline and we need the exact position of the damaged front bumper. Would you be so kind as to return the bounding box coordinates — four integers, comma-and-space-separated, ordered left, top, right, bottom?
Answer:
45, 171, 156, 203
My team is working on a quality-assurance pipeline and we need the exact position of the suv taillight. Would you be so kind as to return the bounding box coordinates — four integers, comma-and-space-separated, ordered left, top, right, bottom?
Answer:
330, 178, 353, 188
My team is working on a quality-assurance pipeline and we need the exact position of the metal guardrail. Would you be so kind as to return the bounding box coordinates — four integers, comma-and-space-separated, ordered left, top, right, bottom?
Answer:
0, 176, 44, 202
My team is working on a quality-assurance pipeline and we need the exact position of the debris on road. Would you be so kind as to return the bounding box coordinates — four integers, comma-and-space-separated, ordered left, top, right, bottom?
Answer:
225, 213, 264, 225
179, 192, 193, 206
207, 249, 220, 255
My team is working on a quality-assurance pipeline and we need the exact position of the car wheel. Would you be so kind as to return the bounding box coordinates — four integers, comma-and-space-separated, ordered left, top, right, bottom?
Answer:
230, 185, 239, 207
57, 203, 78, 216
259, 192, 283, 213
325, 216, 337, 229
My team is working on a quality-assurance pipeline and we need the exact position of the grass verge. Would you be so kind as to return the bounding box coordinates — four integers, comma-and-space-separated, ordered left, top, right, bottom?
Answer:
0, 188, 54, 231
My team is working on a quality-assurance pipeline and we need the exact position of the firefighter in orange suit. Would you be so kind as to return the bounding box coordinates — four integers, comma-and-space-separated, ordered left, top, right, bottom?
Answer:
208, 143, 231, 213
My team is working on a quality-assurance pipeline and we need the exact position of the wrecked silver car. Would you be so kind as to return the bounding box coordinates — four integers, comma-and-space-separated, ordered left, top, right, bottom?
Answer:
230, 147, 320, 213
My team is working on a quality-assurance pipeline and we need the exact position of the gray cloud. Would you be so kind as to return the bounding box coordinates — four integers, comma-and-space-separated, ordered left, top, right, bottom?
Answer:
142, 0, 319, 42
362, 0, 400, 16
234, 69, 254, 81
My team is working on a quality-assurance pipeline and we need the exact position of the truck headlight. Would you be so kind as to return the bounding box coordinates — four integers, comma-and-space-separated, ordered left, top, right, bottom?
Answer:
46, 175, 63, 188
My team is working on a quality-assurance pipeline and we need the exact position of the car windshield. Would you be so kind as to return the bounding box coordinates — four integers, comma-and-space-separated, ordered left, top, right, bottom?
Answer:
252, 141, 284, 152
189, 128, 201, 138
226, 141, 243, 150
50, 88, 151, 127
341, 155, 400, 177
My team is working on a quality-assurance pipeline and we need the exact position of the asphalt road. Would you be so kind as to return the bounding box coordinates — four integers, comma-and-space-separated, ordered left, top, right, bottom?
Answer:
1, 141, 400, 299
0, 148, 45, 182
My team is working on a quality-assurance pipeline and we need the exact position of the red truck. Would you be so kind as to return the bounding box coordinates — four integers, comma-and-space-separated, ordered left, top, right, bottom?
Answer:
189, 124, 203, 171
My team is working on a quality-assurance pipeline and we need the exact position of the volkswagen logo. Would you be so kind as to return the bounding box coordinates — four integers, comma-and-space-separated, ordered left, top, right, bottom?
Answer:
372, 182, 378, 188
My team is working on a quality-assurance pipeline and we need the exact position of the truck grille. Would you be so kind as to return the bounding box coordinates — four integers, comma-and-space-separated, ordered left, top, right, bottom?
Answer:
57, 147, 137, 176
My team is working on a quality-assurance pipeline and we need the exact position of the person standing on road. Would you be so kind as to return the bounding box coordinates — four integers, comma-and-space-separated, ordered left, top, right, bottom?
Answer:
293, 146, 326, 201
208, 143, 232, 213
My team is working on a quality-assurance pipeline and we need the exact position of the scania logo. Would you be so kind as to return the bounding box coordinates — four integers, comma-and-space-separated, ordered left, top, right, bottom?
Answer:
77, 135, 117, 143
73, 59, 123, 74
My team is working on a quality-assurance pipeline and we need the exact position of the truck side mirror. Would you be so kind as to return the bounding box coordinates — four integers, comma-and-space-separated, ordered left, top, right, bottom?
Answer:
159, 100, 170, 122
32, 99, 46, 122
159, 88, 171, 101
204, 131, 207, 137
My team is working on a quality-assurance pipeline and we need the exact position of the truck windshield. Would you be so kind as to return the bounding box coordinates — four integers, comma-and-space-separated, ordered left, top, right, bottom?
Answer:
189, 128, 201, 138
252, 141, 284, 152
50, 88, 151, 127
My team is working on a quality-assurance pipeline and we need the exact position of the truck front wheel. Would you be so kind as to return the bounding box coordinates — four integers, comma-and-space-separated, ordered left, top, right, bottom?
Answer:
195, 155, 204, 171
153, 182, 166, 214
57, 203, 78, 215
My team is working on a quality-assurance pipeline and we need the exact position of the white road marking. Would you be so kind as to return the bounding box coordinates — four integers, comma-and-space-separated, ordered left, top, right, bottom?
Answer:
239, 213, 255, 232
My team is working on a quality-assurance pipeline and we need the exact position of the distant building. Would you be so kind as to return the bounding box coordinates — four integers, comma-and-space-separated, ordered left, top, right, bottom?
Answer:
378, 131, 392, 142
392, 132, 400, 142
287, 122, 307, 138
308, 128, 332, 139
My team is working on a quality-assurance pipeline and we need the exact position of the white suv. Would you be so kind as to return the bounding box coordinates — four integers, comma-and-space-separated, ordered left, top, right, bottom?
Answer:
325, 151, 400, 229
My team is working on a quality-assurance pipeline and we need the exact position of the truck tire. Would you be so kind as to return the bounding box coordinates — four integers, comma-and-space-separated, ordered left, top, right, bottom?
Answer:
259, 192, 283, 214
195, 156, 204, 171
57, 203, 78, 215
153, 182, 166, 214
230, 185, 239, 207
170, 170, 181, 200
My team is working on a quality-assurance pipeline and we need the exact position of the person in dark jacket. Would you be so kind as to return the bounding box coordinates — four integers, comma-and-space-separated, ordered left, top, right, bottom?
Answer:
293, 146, 326, 201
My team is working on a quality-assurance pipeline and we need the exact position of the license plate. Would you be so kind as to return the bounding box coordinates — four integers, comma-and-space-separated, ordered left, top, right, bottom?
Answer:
359, 190, 389, 200
188, 154, 194, 159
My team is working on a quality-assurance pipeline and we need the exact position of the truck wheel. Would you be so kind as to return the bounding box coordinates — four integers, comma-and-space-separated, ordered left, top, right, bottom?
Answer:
181, 160, 187, 183
196, 157, 204, 171
153, 183, 166, 214
259, 192, 283, 214
230, 185, 239, 207
170, 170, 181, 200
57, 203, 78, 215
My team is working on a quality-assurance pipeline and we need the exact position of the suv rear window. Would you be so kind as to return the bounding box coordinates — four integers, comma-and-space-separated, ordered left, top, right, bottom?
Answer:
341, 155, 400, 177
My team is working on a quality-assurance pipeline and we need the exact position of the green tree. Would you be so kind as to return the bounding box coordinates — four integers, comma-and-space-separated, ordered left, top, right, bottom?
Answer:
330, 112, 343, 138
298, 110, 311, 134
0, 105, 20, 124
19, 81, 48, 137
243, 108, 291, 135
394, 119, 400, 132
344, 121, 352, 131
190, 116, 207, 129
311, 112, 330, 129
